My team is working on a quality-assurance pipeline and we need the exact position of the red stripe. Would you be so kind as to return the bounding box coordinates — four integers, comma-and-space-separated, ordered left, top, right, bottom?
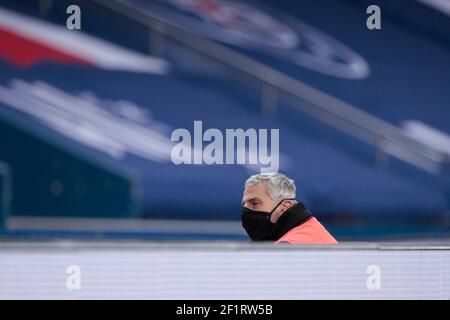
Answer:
0, 27, 92, 68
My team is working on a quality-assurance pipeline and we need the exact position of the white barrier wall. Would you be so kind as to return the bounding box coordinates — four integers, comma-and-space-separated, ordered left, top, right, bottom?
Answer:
0, 241, 449, 299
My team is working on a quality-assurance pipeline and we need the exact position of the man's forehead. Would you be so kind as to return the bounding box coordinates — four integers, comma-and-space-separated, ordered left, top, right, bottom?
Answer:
243, 182, 267, 198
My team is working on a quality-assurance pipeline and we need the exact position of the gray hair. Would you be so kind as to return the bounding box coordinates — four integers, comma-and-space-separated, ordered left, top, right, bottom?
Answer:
245, 172, 296, 203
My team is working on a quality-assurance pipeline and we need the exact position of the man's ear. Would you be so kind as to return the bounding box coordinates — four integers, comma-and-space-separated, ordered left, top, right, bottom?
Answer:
282, 200, 295, 211
271, 200, 295, 223
277, 200, 294, 216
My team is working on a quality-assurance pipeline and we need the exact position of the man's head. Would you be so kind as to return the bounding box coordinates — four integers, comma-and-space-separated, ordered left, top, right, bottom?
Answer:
242, 172, 296, 223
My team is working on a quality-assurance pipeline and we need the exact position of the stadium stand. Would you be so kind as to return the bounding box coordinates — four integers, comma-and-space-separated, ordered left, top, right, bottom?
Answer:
0, 0, 449, 239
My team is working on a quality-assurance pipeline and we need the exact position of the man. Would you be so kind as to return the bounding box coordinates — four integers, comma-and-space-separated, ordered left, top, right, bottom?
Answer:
241, 172, 337, 244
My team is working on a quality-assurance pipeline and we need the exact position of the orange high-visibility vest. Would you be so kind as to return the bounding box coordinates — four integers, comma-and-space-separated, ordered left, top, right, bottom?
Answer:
275, 217, 338, 244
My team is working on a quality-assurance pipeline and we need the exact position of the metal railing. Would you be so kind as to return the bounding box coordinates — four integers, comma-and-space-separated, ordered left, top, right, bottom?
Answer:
90, 0, 446, 174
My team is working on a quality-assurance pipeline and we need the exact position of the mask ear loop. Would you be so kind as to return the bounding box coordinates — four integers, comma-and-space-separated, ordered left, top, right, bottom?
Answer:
268, 198, 296, 218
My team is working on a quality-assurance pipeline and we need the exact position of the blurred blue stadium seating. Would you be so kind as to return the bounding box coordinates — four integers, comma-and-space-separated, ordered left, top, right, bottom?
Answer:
0, 0, 449, 239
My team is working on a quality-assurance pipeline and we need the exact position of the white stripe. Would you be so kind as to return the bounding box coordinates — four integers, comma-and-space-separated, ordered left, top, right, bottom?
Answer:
416, 0, 450, 16
0, 80, 174, 162
0, 6, 169, 74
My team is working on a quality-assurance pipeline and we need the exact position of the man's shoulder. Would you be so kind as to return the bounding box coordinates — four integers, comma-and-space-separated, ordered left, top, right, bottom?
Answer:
276, 217, 338, 244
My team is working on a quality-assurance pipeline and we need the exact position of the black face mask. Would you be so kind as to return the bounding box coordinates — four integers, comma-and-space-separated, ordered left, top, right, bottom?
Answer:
241, 198, 297, 241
